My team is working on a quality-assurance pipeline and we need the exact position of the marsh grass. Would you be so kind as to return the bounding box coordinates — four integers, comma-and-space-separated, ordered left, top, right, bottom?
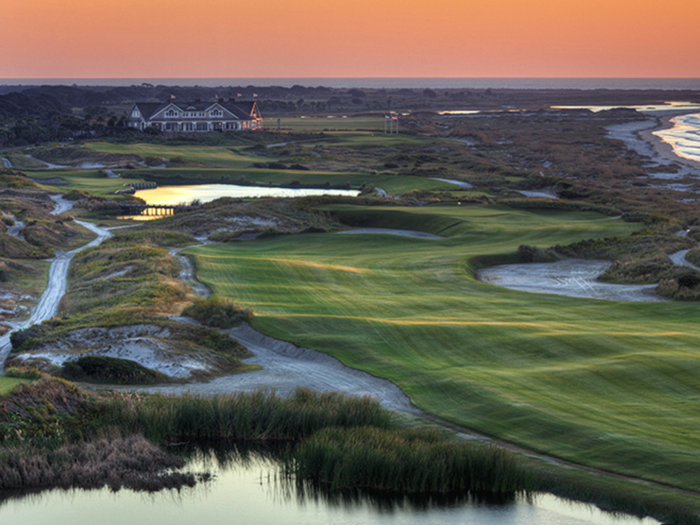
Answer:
288, 426, 537, 495
96, 388, 393, 443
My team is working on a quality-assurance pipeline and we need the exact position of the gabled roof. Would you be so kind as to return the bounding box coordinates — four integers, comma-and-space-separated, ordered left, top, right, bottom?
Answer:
130, 102, 163, 120
129, 100, 260, 121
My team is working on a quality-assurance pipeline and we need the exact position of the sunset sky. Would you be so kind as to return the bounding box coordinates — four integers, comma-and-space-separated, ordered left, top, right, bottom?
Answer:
2, 0, 699, 79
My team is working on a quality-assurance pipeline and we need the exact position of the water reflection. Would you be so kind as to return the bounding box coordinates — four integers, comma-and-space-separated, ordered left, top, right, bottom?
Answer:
0, 444, 659, 525
134, 183, 359, 205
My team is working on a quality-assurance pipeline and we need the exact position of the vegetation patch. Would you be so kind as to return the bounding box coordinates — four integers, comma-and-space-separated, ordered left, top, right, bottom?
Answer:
182, 296, 253, 328
554, 232, 696, 284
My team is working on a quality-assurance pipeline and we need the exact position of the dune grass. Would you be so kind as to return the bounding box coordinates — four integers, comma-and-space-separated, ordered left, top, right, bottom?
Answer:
186, 203, 700, 491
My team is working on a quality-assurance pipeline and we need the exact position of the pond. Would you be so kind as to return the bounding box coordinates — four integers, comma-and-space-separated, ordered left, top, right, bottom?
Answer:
0, 450, 659, 525
133, 183, 360, 205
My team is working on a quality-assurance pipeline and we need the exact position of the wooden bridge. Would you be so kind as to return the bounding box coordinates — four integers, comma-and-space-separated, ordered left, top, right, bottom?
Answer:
118, 203, 199, 216
115, 182, 158, 195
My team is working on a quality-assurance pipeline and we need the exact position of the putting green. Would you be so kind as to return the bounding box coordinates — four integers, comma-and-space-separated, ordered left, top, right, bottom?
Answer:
188, 204, 700, 490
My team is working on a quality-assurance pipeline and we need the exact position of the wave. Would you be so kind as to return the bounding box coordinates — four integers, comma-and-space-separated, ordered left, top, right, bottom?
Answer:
654, 113, 700, 163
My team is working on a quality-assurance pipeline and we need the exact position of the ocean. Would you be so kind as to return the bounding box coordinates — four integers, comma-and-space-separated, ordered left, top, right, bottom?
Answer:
1, 78, 700, 90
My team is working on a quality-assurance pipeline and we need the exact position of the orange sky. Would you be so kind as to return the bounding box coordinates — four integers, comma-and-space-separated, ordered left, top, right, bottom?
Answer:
2, 0, 699, 79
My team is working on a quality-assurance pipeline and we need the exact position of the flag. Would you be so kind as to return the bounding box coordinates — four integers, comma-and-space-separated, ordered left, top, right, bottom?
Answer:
253, 93, 258, 98
170, 94, 176, 100
237, 93, 242, 98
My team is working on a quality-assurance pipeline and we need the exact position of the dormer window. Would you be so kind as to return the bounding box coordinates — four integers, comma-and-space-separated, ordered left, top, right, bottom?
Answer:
210, 109, 222, 117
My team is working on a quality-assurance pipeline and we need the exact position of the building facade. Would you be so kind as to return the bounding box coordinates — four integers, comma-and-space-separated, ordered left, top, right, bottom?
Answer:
125, 99, 263, 132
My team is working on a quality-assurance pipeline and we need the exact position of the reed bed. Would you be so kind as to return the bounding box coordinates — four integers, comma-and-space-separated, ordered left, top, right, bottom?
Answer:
287, 426, 538, 495
97, 387, 394, 443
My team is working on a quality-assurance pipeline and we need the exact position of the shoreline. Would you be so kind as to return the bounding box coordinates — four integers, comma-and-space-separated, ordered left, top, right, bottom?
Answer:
637, 111, 700, 172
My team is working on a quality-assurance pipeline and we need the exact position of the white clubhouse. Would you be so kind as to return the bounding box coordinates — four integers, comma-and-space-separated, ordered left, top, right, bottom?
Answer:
125, 99, 263, 132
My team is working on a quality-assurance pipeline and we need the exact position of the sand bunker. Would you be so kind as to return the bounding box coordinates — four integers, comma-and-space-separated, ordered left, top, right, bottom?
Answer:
477, 259, 666, 302
337, 228, 442, 239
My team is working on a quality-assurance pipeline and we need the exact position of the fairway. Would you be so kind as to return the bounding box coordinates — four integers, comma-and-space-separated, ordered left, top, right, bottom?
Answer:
189, 204, 700, 491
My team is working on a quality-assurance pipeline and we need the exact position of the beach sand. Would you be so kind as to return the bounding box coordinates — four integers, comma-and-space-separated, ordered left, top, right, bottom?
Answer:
638, 113, 700, 172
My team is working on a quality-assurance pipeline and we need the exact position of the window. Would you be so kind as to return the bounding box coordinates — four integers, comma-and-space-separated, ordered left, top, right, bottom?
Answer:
196, 122, 209, 131
166, 109, 178, 118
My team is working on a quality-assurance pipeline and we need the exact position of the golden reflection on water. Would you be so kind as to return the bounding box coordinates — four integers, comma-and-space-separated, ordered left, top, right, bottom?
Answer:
134, 184, 359, 205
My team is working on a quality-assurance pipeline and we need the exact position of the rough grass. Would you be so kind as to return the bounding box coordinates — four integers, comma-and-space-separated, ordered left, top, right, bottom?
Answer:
188, 203, 700, 491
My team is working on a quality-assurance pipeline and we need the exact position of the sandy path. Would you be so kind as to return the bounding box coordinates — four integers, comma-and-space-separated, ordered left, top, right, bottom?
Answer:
132, 320, 420, 414
477, 259, 665, 302
168, 243, 214, 298
0, 196, 113, 372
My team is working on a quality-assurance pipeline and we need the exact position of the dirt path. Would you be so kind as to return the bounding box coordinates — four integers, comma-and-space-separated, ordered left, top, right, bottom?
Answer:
0, 196, 113, 372
168, 242, 214, 298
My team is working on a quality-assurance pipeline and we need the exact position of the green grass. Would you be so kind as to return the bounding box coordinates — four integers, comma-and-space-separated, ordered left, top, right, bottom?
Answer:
86, 141, 271, 169
30, 170, 149, 196
276, 116, 387, 132
124, 167, 456, 194
187, 203, 700, 491
0, 377, 23, 396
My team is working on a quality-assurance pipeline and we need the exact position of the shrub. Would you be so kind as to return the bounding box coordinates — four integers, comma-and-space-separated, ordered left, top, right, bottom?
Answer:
61, 356, 167, 385
518, 244, 562, 263
678, 273, 700, 290
181, 296, 253, 328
